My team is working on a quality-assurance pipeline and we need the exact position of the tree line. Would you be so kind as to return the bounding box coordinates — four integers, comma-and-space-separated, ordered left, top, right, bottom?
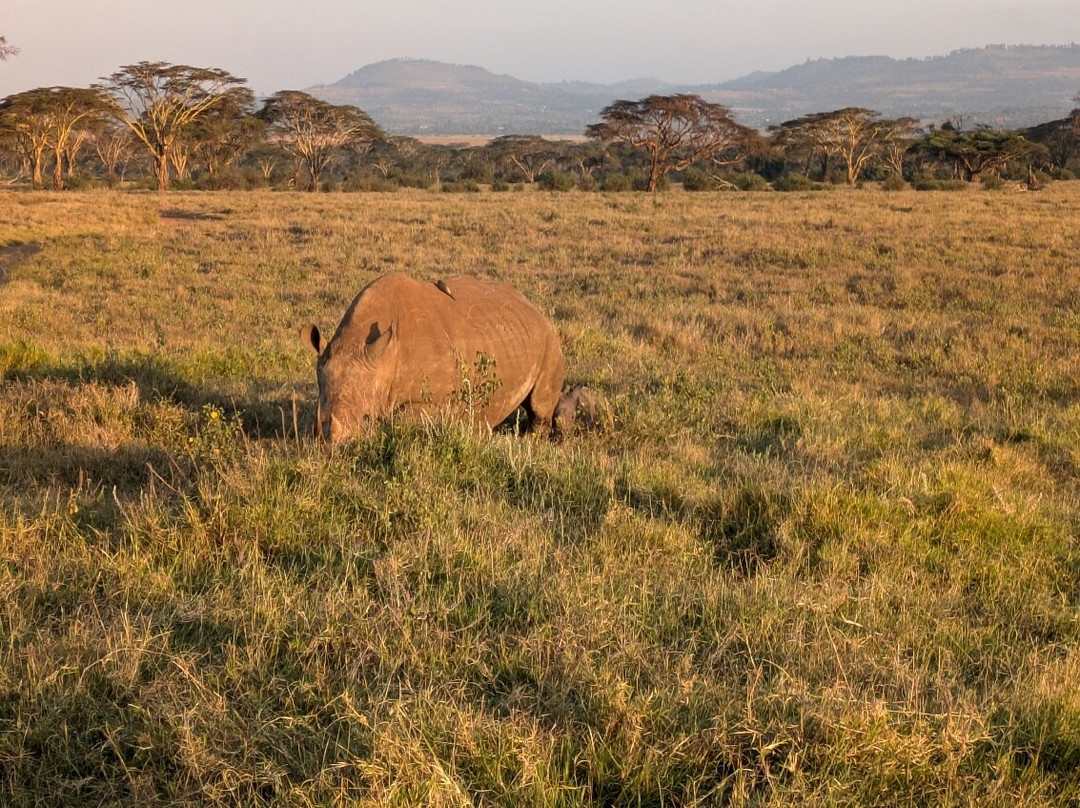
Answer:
1, 59, 1078, 193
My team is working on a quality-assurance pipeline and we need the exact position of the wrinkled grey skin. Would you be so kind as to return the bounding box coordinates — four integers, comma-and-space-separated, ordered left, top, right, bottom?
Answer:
303, 273, 565, 443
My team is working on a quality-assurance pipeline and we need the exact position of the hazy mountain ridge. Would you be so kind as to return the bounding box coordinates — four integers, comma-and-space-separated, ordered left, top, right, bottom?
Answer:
307, 46, 1080, 134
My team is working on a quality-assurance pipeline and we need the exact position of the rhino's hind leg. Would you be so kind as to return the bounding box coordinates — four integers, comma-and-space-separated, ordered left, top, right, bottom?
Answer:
524, 353, 564, 435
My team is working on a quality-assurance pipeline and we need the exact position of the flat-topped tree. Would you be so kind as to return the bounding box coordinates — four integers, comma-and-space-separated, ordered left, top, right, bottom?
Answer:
258, 91, 382, 191
586, 94, 752, 192
188, 91, 262, 183
486, 135, 560, 183
1025, 106, 1080, 171
771, 108, 909, 185
915, 122, 1047, 182
0, 86, 114, 189
99, 62, 250, 191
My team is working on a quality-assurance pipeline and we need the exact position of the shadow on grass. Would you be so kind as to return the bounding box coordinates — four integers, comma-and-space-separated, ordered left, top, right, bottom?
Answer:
0, 443, 176, 493
0, 241, 43, 284
159, 208, 230, 222
618, 473, 796, 577
5, 352, 314, 442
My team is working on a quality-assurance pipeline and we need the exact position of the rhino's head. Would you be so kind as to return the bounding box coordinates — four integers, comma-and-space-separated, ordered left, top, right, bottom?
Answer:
302, 322, 396, 443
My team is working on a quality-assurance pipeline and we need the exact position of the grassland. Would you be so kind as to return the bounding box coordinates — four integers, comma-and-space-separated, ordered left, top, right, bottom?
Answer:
1, 185, 1079, 806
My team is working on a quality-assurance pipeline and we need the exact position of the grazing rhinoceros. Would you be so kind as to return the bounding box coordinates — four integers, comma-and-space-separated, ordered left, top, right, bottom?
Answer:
302, 273, 565, 442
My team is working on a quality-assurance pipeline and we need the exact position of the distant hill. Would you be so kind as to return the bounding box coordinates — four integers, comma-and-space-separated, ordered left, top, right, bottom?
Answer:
706, 45, 1080, 127
309, 58, 604, 136
307, 46, 1080, 135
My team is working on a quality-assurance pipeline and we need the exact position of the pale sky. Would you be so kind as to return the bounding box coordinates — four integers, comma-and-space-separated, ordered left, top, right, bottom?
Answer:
2, 0, 1077, 97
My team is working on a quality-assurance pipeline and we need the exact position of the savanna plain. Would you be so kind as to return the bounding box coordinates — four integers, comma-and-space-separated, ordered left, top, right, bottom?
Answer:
1, 185, 1079, 806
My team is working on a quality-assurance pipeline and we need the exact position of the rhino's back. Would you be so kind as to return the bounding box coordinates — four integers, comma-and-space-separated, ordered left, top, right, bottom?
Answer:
337, 273, 553, 347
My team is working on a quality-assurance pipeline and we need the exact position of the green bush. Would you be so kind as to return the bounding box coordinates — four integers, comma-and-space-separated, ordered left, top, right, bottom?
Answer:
538, 170, 576, 192
913, 178, 968, 191
881, 173, 909, 191
491, 179, 511, 192
599, 173, 632, 192
390, 172, 431, 189
459, 162, 494, 185
199, 167, 254, 191
681, 168, 717, 192
773, 172, 818, 192
440, 180, 481, 193
734, 173, 769, 192
632, 172, 668, 192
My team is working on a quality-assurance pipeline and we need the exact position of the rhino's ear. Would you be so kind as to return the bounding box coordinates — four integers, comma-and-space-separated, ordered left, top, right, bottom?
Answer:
301, 323, 322, 355
364, 323, 395, 364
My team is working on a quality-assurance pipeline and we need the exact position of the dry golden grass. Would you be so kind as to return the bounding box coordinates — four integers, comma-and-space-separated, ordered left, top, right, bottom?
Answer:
1, 184, 1079, 805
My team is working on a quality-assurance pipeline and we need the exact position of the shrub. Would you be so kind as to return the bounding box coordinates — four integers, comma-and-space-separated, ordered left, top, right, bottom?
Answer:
459, 162, 494, 185
881, 173, 908, 191
538, 170, 576, 192
491, 179, 511, 192
200, 167, 250, 191
734, 173, 769, 192
390, 172, 431, 189
440, 180, 481, 193
773, 173, 817, 192
631, 172, 668, 192
913, 178, 968, 191
599, 173, 632, 192
681, 168, 717, 192
63, 176, 99, 191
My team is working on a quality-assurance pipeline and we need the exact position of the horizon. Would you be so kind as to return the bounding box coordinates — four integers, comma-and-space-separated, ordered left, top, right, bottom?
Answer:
325, 44, 1080, 87
3, 42, 1079, 100
2, 0, 1079, 97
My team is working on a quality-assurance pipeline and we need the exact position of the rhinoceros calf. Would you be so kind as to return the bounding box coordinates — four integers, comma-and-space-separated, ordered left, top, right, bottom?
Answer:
302, 273, 565, 442
554, 384, 612, 435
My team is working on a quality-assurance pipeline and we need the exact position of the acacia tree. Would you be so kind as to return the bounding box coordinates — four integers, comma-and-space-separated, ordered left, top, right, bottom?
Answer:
1025, 106, 1080, 170
100, 62, 249, 191
827, 108, 891, 185
486, 135, 558, 183
0, 93, 50, 187
586, 94, 751, 191
258, 91, 382, 191
0, 86, 113, 188
563, 140, 608, 182
882, 117, 921, 177
773, 108, 900, 184
361, 136, 424, 182
914, 122, 1043, 182
90, 119, 135, 181
770, 113, 834, 179
0, 36, 17, 61
193, 105, 263, 183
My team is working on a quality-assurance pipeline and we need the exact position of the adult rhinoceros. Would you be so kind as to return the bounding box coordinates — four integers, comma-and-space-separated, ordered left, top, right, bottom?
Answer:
302, 273, 565, 443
